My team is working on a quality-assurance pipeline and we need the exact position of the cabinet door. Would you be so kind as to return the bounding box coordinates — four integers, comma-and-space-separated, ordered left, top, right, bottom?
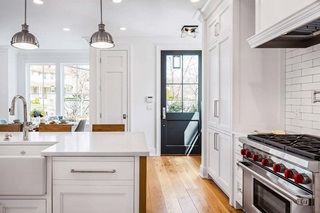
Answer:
217, 132, 231, 196
53, 185, 133, 213
208, 43, 219, 126
207, 129, 219, 179
0, 200, 46, 213
218, 34, 231, 131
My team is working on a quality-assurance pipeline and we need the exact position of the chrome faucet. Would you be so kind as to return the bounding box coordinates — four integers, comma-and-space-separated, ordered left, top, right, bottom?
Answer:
10, 95, 34, 141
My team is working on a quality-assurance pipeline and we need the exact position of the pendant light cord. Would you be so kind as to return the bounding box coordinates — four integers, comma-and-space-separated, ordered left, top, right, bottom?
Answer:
100, 0, 103, 24
24, 0, 27, 24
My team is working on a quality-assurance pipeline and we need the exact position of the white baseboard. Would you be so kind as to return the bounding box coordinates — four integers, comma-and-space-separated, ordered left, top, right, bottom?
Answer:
199, 164, 208, 178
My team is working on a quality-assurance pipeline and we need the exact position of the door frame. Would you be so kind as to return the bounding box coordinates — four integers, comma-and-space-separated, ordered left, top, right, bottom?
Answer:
91, 46, 132, 131
156, 44, 201, 156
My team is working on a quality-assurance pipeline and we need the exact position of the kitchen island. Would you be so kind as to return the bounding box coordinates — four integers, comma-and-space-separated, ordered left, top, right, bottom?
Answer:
0, 132, 149, 213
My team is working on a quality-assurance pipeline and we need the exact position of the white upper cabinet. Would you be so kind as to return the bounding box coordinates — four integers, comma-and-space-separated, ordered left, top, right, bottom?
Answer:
256, 0, 318, 33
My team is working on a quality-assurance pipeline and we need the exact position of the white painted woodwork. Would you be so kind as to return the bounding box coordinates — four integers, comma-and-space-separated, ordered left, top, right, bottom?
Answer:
256, 0, 317, 33
249, 0, 320, 48
100, 50, 128, 129
207, 127, 231, 197
53, 185, 133, 213
52, 157, 135, 213
0, 200, 46, 213
233, 134, 244, 209
202, 0, 284, 207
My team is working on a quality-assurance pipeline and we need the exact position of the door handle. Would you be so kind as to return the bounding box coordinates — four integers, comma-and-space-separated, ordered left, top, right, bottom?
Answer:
123, 114, 127, 119
214, 100, 219, 118
214, 133, 219, 151
162, 107, 166, 119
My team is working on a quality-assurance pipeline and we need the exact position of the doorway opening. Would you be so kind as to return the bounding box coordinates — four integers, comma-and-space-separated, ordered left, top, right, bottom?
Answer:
160, 50, 202, 155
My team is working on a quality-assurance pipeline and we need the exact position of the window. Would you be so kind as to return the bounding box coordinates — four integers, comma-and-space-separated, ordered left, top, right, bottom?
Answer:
29, 65, 56, 116
63, 65, 90, 121
28, 64, 89, 121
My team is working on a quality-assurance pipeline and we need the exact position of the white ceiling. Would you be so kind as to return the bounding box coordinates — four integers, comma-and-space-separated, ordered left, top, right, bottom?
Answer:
0, 0, 205, 49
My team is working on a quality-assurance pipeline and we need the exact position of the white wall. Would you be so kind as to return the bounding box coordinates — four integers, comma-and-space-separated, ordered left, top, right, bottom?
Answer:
285, 44, 320, 135
90, 36, 201, 155
0, 46, 18, 122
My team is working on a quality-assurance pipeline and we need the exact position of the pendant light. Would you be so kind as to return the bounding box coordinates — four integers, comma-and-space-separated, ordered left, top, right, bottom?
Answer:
11, 0, 39, 50
90, 0, 115, 49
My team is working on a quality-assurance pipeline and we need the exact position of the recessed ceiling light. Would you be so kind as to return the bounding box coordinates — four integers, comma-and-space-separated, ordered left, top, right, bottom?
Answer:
112, 0, 122, 3
120, 27, 127, 31
190, 0, 200, 2
33, 0, 44, 4
63, 28, 71, 32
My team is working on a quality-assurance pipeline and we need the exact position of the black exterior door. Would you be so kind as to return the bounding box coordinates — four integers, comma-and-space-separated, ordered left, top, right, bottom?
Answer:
161, 50, 202, 155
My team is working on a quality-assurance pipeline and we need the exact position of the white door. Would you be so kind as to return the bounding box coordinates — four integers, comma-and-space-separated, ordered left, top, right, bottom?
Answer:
207, 129, 219, 178
208, 43, 219, 125
100, 51, 128, 130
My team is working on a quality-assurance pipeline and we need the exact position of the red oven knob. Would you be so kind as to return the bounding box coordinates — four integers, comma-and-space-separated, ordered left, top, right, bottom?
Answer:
240, 149, 246, 155
294, 173, 310, 184
273, 163, 285, 173
252, 154, 262, 162
245, 150, 252, 158
284, 169, 298, 179
261, 158, 273, 167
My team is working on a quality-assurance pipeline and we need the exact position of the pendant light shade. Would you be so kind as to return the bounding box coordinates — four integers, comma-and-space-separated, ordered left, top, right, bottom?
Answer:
90, 0, 115, 49
11, 0, 39, 49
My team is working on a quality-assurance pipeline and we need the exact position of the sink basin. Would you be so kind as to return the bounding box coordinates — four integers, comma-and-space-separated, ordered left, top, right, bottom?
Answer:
0, 143, 53, 195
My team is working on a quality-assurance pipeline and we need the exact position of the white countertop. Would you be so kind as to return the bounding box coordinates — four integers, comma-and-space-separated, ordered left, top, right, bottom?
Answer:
0, 132, 149, 157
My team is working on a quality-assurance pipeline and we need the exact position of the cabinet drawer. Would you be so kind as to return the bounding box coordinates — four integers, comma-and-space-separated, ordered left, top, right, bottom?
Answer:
53, 157, 134, 180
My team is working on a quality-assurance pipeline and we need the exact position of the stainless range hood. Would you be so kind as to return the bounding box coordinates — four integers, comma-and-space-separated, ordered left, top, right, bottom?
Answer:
256, 18, 320, 48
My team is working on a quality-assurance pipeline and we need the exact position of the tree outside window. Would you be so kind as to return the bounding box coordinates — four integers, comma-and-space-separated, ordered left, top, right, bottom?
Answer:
63, 65, 89, 121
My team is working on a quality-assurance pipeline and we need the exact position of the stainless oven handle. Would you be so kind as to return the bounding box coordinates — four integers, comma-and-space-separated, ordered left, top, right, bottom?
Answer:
238, 162, 313, 206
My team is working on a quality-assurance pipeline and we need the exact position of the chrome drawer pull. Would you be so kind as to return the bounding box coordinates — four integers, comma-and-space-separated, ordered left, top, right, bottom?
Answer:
70, 169, 116, 173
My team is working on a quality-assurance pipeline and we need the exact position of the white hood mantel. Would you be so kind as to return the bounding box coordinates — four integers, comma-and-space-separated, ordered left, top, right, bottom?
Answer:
247, 0, 320, 48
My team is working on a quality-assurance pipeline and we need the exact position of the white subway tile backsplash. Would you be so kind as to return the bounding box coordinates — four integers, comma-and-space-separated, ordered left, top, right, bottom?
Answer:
286, 56, 301, 65
313, 106, 320, 113
286, 99, 301, 105
286, 79, 292, 85
313, 74, 320, 82
286, 112, 296, 119
313, 44, 320, 51
302, 50, 320, 61
314, 58, 320, 67
291, 91, 311, 98
286, 65, 292, 72
286, 70, 301, 78
286, 125, 301, 133
302, 67, 320, 76
301, 127, 320, 135
300, 106, 312, 113
301, 98, 313, 105
291, 119, 312, 128
301, 82, 320, 91
286, 48, 320, 134
312, 122, 320, 130
291, 48, 313, 58
291, 76, 312, 84
291, 60, 312, 71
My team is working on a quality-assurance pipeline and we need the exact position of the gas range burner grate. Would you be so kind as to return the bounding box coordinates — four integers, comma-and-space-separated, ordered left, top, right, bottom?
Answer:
248, 134, 320, 160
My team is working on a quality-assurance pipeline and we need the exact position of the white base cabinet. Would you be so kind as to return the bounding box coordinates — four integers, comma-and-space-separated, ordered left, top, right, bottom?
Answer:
52, 157, 135, 213
0, 200, 46, 213
53, 185, 133, 213
207, 128, 232, 197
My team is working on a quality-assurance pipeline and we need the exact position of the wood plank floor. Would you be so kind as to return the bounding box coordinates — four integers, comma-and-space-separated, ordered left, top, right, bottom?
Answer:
146, 156, 243, 213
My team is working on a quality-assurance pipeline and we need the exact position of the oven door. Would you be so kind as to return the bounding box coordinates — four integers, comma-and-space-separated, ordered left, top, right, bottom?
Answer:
238, 160, 314, 213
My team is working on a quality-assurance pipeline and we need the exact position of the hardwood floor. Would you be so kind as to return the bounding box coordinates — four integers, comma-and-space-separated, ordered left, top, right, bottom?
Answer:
146, 156, 243, 213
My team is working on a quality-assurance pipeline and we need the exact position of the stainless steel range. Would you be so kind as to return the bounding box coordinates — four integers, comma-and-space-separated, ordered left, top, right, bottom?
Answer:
239, 134, 320, 213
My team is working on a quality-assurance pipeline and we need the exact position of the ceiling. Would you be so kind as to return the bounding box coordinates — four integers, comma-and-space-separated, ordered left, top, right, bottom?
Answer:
0, 0, 205, 50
